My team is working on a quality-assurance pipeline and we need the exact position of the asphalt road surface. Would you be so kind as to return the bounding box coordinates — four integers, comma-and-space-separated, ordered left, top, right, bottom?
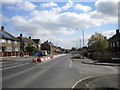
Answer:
1, 54, 119, 88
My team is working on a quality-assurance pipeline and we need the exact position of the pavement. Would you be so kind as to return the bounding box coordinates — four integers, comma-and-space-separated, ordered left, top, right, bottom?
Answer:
71, 58, 120, 66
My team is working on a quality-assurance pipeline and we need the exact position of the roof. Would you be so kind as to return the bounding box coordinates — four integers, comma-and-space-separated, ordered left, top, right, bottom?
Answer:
0, 30, 19, 41
17, 36, 37, 45
32, 39, 40, 44
108, 33, 120, 42
41, 41, 55, 47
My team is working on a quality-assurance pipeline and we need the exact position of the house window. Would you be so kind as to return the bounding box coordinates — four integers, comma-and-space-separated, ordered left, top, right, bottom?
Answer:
7, 40, 11, 44
14, 41, 17, 44
113, 42, 115, 47
2, 39, 6, 43
110, 43, 113, 47
117, 42, 119, 47
15, 48, 18, 51
6, 47, 12, 52
25, 43, 28, 47
0, 39, 2, 43
0, 47, 2, 52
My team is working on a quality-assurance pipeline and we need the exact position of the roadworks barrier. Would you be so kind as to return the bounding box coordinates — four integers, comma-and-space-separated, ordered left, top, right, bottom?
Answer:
32, 54, 66, 63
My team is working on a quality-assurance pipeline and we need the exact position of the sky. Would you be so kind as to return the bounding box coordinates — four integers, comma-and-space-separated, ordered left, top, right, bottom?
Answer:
1, 0, 119, 49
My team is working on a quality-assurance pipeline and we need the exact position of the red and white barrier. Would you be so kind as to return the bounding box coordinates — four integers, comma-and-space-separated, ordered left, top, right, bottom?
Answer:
32, 54, 66, 63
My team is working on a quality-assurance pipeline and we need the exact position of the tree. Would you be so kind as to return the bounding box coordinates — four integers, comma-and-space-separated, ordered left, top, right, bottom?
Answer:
88, 32, 108, 53
26, 43, 38, 56
71, 47, 77, 51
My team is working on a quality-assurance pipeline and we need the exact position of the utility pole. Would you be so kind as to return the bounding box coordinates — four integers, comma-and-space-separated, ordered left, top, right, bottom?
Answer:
83, 29, 84, 47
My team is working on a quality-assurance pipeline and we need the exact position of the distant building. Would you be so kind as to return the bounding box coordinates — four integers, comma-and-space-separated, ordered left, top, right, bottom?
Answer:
41, 40, 61, 53
0, 26, 20, 57
108, 29, 120, 55
32, 39, 41, 50
17, 34, 37, 52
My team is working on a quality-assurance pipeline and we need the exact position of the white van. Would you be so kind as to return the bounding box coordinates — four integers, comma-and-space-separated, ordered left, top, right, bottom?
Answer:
41, 50, 47, 56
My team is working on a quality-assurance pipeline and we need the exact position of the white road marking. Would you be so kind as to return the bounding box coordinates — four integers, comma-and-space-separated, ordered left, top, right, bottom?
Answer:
0, 61, 9, 64
0, 63, 30, 71
106, 66, 118, 72
72, 76, 94, 88
9, 67, 47, 88
70, 60, 72, 68
1, 63, 19, 68
2, 67, 33, 82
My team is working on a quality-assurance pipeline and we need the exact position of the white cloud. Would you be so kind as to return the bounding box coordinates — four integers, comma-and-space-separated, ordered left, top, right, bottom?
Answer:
61, 0, 73, 10
17, 1, 36, 11
12, 16, 27, 25
55, 28, 75, 35
41, 1, 57, 8
95, 0, 118, 17
75, 4, 91, 12
2, 0, 23, 3
90, 0, 118, 24
7, 0, 118, 48
6, 1, 36, 11
102, 30, 116, 38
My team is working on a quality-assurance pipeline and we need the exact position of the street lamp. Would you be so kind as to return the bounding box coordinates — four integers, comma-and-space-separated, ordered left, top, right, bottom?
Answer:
76, 28, 85, 48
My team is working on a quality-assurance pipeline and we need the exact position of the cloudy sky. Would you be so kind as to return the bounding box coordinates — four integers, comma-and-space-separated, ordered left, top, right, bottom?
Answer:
1, 0, 119, 49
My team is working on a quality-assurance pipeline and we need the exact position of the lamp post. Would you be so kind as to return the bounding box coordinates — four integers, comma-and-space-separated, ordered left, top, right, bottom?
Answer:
76, 28, 85, 48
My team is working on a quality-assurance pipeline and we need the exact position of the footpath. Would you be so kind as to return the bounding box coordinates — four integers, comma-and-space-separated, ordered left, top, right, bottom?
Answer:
71, 58, 120, 66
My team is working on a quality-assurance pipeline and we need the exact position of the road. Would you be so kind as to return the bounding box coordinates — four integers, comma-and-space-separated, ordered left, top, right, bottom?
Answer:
1, 54, 119, 88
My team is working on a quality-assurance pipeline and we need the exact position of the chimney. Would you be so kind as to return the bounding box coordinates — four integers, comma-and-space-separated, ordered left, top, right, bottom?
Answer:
20, 34, 22, 37
116, 29, 119, 34
104, 36, 107, 39
1, 26, 5, 31
29, 36, 31, 39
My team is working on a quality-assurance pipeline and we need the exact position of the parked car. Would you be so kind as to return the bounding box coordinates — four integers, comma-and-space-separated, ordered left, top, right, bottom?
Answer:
41, 50, 47, 56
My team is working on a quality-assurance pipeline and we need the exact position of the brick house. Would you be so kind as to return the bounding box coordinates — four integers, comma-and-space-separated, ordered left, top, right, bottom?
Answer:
32, 39, 41, 50
0, 26, 20, 57
108, 29, 120, 56
17, 34, 37, 56
41, 40, 61, 53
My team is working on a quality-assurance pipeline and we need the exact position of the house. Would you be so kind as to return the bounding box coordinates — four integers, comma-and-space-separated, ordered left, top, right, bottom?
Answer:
0, 26, 20, 57
32, 39, 41, 50
108, 29, 120, 55
17, 34, 37, 54
41, 40, 61, 53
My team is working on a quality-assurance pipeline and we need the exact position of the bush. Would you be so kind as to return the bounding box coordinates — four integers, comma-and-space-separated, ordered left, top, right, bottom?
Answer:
48, 51, 51, 54
98, 54, 120, 63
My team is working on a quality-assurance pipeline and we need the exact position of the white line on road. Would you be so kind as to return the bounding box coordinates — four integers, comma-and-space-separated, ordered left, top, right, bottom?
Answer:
2, 67, 33, 82
0, 63, 30, 71
1, 63, 19, 68
105, 66, 118, 72
72, 76, 94, 88
0, 61, 9, 64
70, 60, 72, 68
9, 67, 47, 88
